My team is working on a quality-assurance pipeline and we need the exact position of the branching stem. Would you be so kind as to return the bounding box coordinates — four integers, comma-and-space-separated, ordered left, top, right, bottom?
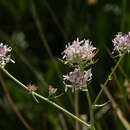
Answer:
93, 51, 126, 106
0, 66, 91, 129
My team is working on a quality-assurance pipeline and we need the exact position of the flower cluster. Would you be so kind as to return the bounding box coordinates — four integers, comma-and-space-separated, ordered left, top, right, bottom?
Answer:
62, 38, 96, 92
0, 43, 14, 66
62, 38, 96, 65
112, 32, 130, 55
63, 68, 92, 92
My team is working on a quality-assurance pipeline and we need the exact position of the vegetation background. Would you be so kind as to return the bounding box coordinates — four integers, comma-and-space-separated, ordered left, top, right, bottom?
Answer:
0, 0, 130, 130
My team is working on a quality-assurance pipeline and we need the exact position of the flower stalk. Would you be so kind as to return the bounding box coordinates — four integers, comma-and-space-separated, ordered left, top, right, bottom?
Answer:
62, 38, 97, 130
86, 85, 95, 130
0, 66, 91, 129
93, 51, 126, 106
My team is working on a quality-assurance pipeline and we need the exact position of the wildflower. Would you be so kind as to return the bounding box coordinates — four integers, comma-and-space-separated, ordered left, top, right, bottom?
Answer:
27, 84, 38, 93
0, 43, 14, 66
112, 32, 130, 55
63, 68, 92, 92
62, 38, 96, 65
48, 85, 57, 96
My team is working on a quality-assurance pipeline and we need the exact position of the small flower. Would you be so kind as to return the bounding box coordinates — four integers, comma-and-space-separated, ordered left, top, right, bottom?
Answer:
63, 68, 92, 92
27, 84, 38, 93
0, 43, 15, 66
112, 32, 130, 55
48, 85, 57, 96
62, 38, 96, 65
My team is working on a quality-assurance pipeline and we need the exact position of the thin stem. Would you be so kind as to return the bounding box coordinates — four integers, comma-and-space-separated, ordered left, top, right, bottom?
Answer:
30, 0, 63, 81
0, 67, 91, 129
93, 51, 126, 106
34, 92, 90, 128
58, 114, 68, 130
105, 45, 128, 79
121, 0, 127, 32
104, 87, 130, 130
74, 91, 80, 130
86, 88, 95, 130
43, 0, 67, 40
0, 73, 32, 130
80, 66, 94, 130
113, 73, 130, 113
0, 30, 48, 88
0, 67, 28, 90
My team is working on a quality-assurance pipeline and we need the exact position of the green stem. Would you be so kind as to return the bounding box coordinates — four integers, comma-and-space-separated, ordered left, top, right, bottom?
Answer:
121, 0, 127, 32
93, 51, 126, 106
0, 66, 91, 129
75, 91, 79, 130
86, 87, 94, 130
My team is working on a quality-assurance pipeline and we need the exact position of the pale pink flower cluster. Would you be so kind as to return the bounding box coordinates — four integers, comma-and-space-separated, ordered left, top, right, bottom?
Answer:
112, 32, 130, 55
63, 68, 92, 92
62, 38, 96, 65
0, 43, 14, 66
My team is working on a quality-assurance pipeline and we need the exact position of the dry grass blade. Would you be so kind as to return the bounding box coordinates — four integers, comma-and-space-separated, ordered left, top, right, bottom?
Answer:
104, 87, 130, 130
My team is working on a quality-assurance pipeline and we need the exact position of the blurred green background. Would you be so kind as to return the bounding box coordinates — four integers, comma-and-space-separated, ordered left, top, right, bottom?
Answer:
0, 0, 130, 130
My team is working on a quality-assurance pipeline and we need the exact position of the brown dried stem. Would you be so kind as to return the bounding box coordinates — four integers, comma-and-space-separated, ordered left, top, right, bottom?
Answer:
104, 87, 130, 130
0, 73, 32, 130
113, 73, 130, 113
